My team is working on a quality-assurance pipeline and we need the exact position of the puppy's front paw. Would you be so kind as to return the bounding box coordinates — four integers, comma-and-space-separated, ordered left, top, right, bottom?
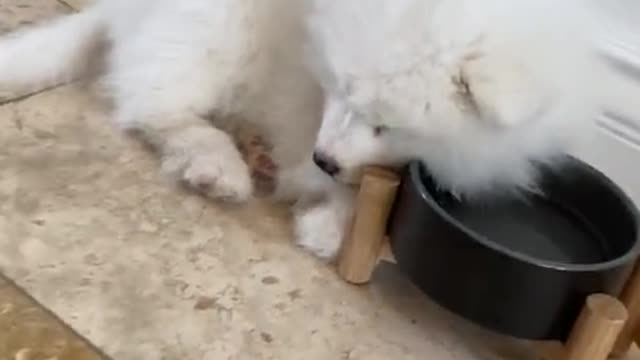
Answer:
294, 202, 349, 260
162, 127, 253, 203
180, 152, 252, 202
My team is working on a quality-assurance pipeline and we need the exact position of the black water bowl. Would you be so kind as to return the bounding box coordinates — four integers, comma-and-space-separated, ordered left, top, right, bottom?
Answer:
387, 158, 640, 340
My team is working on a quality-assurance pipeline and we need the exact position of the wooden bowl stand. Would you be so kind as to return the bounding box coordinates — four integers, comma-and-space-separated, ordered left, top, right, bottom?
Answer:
337, 167, 640, 360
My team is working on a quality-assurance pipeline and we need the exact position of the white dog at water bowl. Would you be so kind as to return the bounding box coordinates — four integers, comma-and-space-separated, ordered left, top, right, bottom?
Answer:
0, 0, 622, 260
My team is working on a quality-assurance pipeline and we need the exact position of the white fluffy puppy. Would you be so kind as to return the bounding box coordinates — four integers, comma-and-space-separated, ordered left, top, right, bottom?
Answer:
0, 0, 615, 260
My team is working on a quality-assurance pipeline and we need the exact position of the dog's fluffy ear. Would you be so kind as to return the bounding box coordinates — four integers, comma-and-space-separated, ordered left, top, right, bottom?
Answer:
460, 52, 549, 128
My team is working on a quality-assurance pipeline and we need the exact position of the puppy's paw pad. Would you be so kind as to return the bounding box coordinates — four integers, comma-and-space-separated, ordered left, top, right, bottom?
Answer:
294, 204, 346, 260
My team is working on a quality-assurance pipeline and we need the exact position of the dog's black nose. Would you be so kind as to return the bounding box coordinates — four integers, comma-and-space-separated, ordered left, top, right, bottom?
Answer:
313, 152, 341, 176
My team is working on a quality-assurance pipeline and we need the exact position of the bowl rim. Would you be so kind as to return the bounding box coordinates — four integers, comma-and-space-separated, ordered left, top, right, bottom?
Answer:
407, 158, 640, 272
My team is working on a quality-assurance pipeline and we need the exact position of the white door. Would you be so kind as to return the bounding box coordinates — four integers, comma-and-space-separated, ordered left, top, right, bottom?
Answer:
572, 1, 640, 205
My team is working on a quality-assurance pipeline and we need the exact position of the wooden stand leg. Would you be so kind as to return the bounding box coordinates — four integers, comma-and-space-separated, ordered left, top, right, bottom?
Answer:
611, 260, 640, 357
564, 294, 628, 360
337, 167, 400, 284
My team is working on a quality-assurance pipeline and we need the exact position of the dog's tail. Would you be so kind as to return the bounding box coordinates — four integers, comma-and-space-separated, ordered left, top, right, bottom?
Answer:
0, 7, 105, 99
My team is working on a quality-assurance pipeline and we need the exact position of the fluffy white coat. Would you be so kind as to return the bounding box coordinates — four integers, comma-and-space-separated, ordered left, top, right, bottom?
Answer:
0, 0, 622, 259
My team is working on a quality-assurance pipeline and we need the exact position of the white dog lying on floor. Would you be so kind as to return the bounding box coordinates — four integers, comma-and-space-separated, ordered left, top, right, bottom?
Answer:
0, 0, 620, 259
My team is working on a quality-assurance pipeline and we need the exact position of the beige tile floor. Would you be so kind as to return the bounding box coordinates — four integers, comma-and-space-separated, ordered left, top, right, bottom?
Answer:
0, 1, 639, 359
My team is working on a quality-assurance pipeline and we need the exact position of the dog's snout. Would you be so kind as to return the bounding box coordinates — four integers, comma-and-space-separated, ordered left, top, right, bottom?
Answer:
313, 152, 341, 176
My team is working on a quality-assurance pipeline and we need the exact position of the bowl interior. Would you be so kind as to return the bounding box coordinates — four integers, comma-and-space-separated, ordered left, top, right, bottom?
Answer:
415, 158, 640, 268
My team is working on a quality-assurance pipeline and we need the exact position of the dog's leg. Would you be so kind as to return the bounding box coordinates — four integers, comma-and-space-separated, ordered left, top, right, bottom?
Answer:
104, 3, 258, 202
278, 158, 357, 260
110, 89, 253, 203
293, 183, 356, 260
148, 121, 253, 202
112, 106, 253, 202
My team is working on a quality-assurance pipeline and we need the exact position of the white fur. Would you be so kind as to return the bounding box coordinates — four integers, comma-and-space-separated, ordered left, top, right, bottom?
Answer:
0, 0, 623, 259
0, 8, 103, 98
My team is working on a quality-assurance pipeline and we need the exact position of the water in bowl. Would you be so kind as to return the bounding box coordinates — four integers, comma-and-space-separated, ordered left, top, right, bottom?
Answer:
444, 195, 609, 265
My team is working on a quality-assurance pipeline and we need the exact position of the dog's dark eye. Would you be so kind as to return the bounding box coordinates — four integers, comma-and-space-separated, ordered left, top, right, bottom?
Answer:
373, 125, 388, 137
